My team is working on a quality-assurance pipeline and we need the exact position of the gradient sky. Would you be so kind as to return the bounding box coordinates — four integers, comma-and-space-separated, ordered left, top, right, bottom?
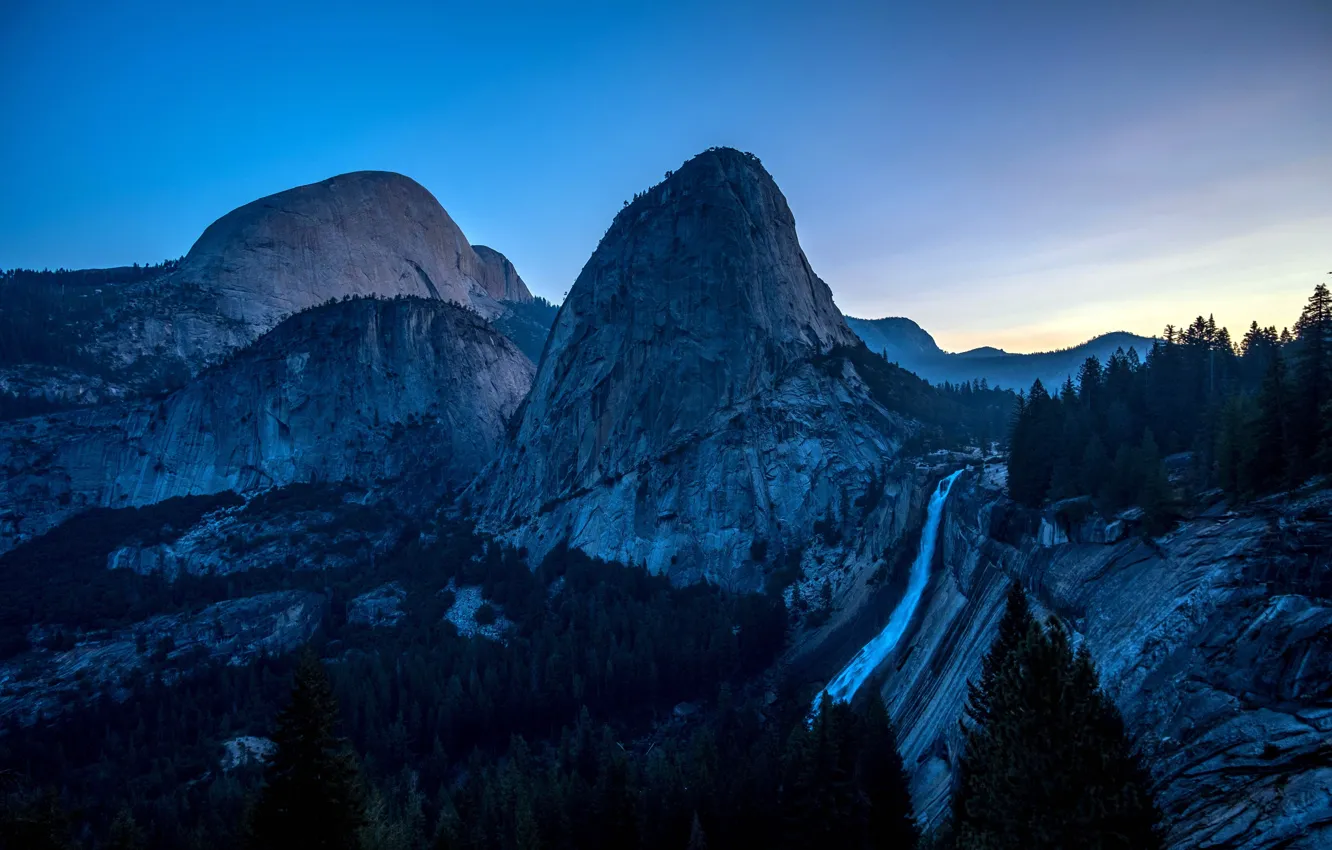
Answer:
2, 1, 1328, 352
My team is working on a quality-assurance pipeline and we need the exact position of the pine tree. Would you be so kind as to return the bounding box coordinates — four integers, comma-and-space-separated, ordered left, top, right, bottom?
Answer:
952, 596, 1164, 850
1214, 396, 1252, 496
687, 813, 708, 850
1079, 436, 1110, 502
1291, 281, 1332, 475
1008, 381, 1056, 506
859, 693, 919, 849
781, 695, 862, 849
1077, 356, 1103, 411
107, 808, 145, 850
960, 582, 1030, 732
1137, 429, 1171, 534
1245, 350, 1290, 495
250, 652, 367, 850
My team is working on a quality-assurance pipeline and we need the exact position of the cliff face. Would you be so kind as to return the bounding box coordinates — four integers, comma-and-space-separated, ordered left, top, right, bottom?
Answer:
472, 244, 534, 303
167, 170, 522, 326
6, 173, 538, 402
479, 148, 908, 587
878, 476, 1332, 849
0, 297, 534, 552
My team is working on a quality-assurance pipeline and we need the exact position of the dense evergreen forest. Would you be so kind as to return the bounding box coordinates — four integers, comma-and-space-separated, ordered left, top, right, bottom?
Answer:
1008, 281, 1332, 523
0, 486, 1161, 850
818, 344, 1015, 452
0, 507, 787, 848
0, 261, 180, 371
0, 260, 189, 419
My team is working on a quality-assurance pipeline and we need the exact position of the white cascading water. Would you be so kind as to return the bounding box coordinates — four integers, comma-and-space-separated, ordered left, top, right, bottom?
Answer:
812, 468, 964, 714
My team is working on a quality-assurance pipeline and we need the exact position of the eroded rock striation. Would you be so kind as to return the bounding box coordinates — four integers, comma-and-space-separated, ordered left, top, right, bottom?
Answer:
472, 244, 534, 304
0, 297, 533, 551
479, 147, 909, 587
877, 477, 1332, 850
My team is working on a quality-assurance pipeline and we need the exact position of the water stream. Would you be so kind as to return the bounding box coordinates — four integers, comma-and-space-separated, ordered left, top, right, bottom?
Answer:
812, 468, 964, 713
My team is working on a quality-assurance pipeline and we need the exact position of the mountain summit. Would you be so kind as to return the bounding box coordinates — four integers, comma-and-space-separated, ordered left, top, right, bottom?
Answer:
846, 316, 1155, 390
480, 148, 902, 585
169, 170, 530, 338
6, 172, 538, 406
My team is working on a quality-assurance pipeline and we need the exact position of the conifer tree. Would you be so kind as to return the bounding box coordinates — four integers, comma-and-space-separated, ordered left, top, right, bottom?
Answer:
1291, 281, 1332, 473
687, 813, 708, 850
781, 695, 861, 849
1245, 350, 1291, 495
952, 588, 1164, 850
1079, 436, 1110, 501
1137, 430, 1171, 534
250, 652, 367, 850
960, 582, 1030, 732
107, 809, 145, 850
1008, 381, 1056, 506
859, 693, 919, 849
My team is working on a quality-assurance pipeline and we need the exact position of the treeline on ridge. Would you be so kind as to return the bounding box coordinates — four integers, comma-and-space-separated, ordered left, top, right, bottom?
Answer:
1007, 281, 1332, 523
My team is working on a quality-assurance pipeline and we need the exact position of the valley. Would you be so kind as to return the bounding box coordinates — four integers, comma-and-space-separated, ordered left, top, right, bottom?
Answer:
1, 147, 1328, 850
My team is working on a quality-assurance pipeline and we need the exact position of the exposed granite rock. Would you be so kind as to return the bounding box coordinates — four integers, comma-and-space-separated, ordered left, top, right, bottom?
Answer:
14, 172, 539, 397
0, 298, 533, 552
0, 590, 324, 725
870, 477, 1332, 849
220, 735, 276, 771
348, 582, 408, 628
444, 583, 511, 642
0, 365, 127, 412
491, 296, 561, 363
103, 488, 402, 579
472, 245, 534, 303
478, 148, 907, 588
179, 172, 498, 320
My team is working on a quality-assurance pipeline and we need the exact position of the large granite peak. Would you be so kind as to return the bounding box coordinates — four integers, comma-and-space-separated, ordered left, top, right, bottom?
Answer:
174, 170, 511, 330
9, 172, 539, 403
479, 148, 900, 586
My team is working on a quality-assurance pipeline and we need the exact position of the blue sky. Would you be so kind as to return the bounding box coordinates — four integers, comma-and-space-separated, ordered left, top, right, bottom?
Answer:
2, 0, 1328, 352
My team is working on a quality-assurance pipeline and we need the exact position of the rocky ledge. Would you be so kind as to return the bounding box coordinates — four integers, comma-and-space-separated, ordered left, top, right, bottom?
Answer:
875, 475, 1332, 849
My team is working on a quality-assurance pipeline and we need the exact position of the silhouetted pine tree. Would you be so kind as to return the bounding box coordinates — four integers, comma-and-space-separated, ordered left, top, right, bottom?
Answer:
687, 813, 708, 850
1245, 350, 1291, 495
1291, 281, 1332, 474
1137, 429, 1171, 534
1008, 381, 1057, 506
953, 586, 1163, 850
859, 693, 919, 849
250, 651, 367, 850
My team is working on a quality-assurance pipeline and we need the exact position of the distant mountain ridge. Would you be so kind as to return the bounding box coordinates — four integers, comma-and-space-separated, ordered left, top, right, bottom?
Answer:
845, 315, 1155, 390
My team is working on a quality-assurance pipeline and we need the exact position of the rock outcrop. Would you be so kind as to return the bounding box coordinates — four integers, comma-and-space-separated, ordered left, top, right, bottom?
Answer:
0, 297, 534, 552
165, 170, 517, 329
12, 172, 538, 398
0, 590, 324, 725
472, 244, 534, 303
874, 476, 1332, 849
479, 147, 910, 587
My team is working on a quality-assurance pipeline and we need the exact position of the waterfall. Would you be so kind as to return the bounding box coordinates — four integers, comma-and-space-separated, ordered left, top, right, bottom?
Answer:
812, 468, 964, 714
